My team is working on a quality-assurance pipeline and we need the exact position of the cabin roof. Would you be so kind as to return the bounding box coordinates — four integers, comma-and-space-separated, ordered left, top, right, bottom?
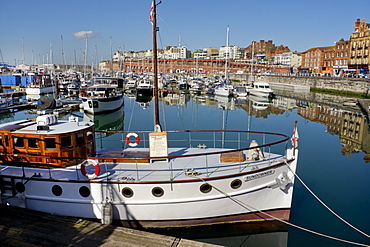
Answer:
0, 119, 94, 135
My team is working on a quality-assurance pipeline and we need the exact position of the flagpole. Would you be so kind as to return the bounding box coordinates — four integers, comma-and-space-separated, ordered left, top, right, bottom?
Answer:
152, 0, 161, 132
293, 120, 298, 156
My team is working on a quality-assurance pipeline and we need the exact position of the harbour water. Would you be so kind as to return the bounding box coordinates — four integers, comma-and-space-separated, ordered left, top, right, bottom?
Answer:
1, 90, 370, 247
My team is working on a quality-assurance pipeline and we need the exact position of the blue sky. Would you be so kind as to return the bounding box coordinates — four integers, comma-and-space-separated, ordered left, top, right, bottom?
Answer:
1, 0, 369, 66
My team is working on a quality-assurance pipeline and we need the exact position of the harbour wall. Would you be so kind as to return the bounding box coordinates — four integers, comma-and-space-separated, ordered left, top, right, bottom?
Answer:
229, 74, 370, 95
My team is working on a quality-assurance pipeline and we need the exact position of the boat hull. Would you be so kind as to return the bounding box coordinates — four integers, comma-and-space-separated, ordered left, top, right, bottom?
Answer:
81, 95, 124, 114
26, 86, 55, 95
0, 151, 297, 234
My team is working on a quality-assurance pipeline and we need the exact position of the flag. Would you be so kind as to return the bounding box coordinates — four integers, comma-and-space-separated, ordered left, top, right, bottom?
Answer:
291, 124, 299, 148
149, 1, 154, 24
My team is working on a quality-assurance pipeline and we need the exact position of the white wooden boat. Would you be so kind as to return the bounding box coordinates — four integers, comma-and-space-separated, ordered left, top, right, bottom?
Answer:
0, 115, 299, 235
80, 84, 124, 114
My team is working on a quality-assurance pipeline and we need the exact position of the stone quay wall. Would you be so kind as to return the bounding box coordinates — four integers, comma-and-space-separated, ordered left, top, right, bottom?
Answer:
229, 74, 370, 95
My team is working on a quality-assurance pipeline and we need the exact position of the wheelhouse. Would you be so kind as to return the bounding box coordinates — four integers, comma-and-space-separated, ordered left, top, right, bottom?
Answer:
0, 115, 95, 168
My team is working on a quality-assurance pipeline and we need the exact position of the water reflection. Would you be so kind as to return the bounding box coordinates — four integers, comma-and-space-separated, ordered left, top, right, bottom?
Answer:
184, 91, 369, 160
83, 106, 124, 135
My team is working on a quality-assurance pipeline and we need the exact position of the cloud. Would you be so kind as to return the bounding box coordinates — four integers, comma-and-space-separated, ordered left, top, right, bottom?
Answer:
73, 31, 97, 38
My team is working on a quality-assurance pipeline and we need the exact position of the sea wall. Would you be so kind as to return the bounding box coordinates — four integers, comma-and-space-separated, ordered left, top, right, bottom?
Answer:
229, 74, 370, 95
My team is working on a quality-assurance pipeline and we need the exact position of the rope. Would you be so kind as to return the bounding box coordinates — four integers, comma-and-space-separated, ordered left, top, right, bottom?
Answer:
284, 160, 370, 239
188, 161, 370, 247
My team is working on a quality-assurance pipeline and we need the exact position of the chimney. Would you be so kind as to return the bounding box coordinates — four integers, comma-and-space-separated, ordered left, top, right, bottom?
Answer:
354, 18, 361, 32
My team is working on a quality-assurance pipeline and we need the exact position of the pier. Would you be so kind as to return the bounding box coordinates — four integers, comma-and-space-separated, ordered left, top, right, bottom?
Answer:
0, 205, 220, 247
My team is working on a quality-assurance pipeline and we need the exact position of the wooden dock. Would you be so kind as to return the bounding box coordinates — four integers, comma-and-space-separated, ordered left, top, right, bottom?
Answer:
0, 205, 221, 247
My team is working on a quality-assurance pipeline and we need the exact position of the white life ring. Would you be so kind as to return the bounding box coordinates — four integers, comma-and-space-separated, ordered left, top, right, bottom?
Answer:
81, 159, 100, 179
126, 133, 140, 147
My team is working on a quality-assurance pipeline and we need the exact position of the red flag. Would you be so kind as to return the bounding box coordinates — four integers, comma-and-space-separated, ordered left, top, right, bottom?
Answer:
291, 124, 299, 148
149, 1, 154, 24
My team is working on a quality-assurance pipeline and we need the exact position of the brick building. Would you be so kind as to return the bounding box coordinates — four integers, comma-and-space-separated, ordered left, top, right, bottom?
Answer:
333, 39, 350, 76
301, 46, 335, 74
244, 40, 290, 64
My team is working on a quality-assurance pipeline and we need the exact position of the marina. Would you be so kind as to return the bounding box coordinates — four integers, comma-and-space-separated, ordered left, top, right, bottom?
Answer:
1, 1, 370, 246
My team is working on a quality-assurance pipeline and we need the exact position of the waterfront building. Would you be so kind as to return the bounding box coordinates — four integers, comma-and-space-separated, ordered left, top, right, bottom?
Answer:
273, 51, 302, 73
244, 40, 290, 65
193, 47, 219, 59
163, 46, 191, 59
333, 39, 350, 77
219, 45, 244, 60
301, 46, 335, 75
349, 18, 370, 76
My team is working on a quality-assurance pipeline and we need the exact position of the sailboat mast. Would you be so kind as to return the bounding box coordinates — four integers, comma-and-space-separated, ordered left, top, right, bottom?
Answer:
152, 0, 161, 131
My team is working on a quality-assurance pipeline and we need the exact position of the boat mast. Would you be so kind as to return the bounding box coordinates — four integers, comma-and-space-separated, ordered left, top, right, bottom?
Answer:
152, 0, 161, 132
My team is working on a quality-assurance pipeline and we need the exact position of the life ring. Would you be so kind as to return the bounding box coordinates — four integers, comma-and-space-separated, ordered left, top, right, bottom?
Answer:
81, 159, 100, 179
126, 133, 140, 147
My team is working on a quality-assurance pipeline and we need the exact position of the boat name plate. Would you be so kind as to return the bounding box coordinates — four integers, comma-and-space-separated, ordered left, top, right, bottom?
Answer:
244, 170, 275, 182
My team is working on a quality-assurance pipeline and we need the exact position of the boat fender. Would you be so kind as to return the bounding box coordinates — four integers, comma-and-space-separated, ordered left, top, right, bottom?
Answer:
81, 159, 100, 179
126, 133, 140, 147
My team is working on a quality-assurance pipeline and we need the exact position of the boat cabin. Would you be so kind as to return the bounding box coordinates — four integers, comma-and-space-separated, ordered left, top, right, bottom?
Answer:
0, 115, 96, 168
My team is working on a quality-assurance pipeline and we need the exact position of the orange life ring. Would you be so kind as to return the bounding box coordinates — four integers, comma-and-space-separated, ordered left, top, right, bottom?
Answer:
126, 133, 140, 147
81, 159, 100, 179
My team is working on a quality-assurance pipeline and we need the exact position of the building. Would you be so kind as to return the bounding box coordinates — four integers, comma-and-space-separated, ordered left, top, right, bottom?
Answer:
349, 18, 370, 76
164, 46, 191, 59
193, 47, 219, 59
301, 46, 335, 74
333, 39, 350, 77
244, 40, 290, 64
219, 45, 243, 59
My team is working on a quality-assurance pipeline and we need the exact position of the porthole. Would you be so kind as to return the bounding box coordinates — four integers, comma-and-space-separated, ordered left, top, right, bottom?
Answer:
200, 183, 212, 193
15, 182, 25, 193
52, 185, 63, 196
152, 187, 164, 197
230, 179, 242, 189
122, 187, 134, 198
79, 186, 90, 197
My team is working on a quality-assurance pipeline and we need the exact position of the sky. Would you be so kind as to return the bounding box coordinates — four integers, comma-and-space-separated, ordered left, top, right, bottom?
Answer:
0, 0, 369, 66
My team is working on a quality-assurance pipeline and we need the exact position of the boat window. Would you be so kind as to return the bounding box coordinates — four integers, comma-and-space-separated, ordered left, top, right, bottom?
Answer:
87, 131, 94, 141
27, 138, 39, 149
14, 137, 25, 148
76, 133, 84, 146
61, 136, 72, 148
45, 138, 56, 149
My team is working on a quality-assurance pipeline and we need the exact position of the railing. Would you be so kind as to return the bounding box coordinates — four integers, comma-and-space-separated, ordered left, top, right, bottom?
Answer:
94, 129, 290, 161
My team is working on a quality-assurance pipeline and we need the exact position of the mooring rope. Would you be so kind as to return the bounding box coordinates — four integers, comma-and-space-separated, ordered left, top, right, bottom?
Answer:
283, 160, 370, 239
189, 161, 370, 247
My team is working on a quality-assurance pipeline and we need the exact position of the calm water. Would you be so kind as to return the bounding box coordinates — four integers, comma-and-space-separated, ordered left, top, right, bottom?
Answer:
2, 91, 370, 247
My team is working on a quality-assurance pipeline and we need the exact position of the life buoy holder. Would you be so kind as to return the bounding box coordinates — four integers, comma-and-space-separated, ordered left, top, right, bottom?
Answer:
81, 159, 100, 179
126, 133, 140, 147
